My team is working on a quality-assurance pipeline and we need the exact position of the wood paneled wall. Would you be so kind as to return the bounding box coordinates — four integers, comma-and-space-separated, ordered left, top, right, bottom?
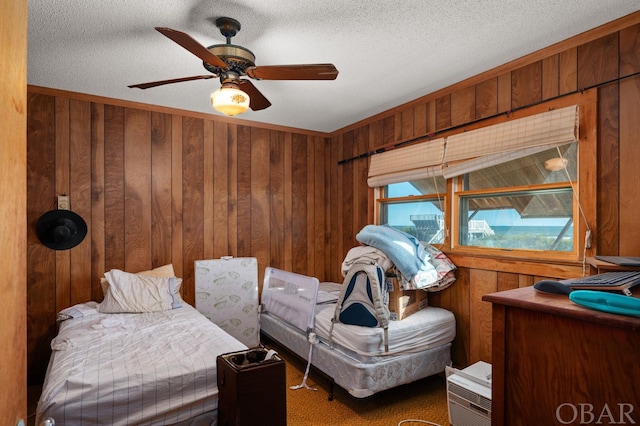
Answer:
329, 14, 640, 367
26, 12, 640, 383
26, 93, 338, 383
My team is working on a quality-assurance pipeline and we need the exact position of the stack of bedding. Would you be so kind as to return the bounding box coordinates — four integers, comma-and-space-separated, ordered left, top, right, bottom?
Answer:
348, 224, 457, 291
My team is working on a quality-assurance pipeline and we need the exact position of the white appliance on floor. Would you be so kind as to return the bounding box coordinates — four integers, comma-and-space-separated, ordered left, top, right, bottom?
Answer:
195, 257, 260, 347
446, 361, 492, 426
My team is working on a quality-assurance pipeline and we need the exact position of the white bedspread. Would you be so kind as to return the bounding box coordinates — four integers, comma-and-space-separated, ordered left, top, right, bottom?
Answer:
36, 302, 247, 426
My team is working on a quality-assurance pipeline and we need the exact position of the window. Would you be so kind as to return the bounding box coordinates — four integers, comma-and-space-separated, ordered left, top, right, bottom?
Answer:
379, 177, 446, 244
370, 103, 589, 258
456, 142, 577, 252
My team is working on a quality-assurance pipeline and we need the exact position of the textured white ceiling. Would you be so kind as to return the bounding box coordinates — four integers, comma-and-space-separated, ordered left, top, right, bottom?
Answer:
28, 0, 640, 133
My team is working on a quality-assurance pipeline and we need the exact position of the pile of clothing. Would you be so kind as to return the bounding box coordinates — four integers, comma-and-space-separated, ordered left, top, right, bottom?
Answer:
342, 224, 456, 291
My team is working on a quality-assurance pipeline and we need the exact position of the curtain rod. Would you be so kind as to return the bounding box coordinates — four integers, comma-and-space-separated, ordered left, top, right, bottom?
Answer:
338, 70, 640, 165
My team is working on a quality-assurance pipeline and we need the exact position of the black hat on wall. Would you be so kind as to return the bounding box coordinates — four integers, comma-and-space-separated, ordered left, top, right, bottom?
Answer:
36, 209, 87, 250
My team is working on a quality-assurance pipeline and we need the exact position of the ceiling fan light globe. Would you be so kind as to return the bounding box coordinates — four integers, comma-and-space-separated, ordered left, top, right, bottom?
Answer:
210, 86, 250, 116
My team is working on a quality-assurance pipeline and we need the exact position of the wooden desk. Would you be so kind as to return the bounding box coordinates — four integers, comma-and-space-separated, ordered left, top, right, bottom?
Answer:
483, 287, 640, 426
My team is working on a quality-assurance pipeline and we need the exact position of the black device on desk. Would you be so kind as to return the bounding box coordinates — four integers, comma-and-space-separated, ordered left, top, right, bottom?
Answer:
594, 255, 640, 266
534, 271, 640, 296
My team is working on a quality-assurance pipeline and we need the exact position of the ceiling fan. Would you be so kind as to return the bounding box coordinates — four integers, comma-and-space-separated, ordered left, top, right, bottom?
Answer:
129, 17, 339, 116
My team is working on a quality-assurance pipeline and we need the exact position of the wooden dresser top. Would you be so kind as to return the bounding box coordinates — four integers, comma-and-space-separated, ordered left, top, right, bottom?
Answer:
483, 286, 640, 331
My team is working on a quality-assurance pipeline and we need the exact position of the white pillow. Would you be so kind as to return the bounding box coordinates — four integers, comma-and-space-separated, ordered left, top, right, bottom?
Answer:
99, 269, 182, 313
100, 263, 177, 296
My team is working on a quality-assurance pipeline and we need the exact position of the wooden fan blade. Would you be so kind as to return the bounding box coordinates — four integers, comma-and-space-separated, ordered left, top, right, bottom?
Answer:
155, 27, 228, 69
129, 75, 216, 89
238, 80, 272, 111
247, 64, 338, 80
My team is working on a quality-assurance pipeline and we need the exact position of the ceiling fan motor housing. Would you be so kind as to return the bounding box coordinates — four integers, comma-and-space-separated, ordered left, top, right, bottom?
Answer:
203, 44, 256, 75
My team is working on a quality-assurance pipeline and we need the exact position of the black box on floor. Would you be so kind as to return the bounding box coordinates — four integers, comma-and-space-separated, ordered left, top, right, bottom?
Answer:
217, 347, 287, 426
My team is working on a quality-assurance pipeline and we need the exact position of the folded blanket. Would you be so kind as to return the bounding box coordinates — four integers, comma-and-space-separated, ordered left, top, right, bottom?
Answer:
356, 224, 433, 282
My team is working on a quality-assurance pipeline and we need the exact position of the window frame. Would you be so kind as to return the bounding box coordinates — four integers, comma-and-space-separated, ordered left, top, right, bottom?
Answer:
372, 90, 597, 263
376, 191, 449, 247
452, 180, 579, 259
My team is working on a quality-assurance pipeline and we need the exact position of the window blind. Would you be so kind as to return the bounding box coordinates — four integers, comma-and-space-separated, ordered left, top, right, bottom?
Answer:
367, 138, 445, 187
442, 105, 578, 178
366, 105, 578, 187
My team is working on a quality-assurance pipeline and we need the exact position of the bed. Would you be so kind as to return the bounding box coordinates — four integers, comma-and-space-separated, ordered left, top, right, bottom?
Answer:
260, 267, 456, 399
35, 267, 247, 426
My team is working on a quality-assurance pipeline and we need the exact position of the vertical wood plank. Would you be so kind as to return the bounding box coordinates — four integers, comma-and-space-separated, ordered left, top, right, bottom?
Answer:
26, 93, 57, 384
171, 114, 184, 279
620, 23, 640, 77
104, 105, 125, 274
619, 76, 640, 255
335, 133, 345, 269
227, 124, 238, 257
270, 130, 285, 269
69, 99, 92, 305
435, 94, 451, 131
542, 54, 559, 100
181, 116, 204, 304
353, 127, 368, 237
283, 132, 293, 271
414, 103, 427, 136
306, 133, 315, 276
401, 109, 414, 140
322, 137, 334, 280
511, 61, 542, 109
518, 275, 534, 288
236, 125, 251, 256
497, 272, 519, 292
124, 108, 152, 273
213, 121, 230, 257
291, 133, 308, 274
382, 115, 395, 146
470, 269, 497, 363
394, 113, 402, 142
449, 267, 470, 367
497, 72, 511, 113
328, 136, 340, 282
426, 100, 436, 134
451, 86, 475, 126
559, 48, 578, 95
1, 1, 28, 414
597, 84, 620, 255
151, 112, 173, 266
341, 132, 355, 255
251, 127, 270, 284
313, 136, 326, 279
475, 78, 498, 119
54, 97, 71, 311
203, 119, 214, 259
90, 103, 105, 301
577, 33, 619, 89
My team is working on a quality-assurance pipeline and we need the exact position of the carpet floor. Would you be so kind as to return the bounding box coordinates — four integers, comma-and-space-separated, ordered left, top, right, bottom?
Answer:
272, 339, 450, 426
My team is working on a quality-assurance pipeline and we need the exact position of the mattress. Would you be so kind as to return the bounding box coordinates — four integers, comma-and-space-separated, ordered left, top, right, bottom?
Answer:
314, 304, 456, 358
261, 311, 452, 398
261, 278, 455, 398
36, 301, 247, 426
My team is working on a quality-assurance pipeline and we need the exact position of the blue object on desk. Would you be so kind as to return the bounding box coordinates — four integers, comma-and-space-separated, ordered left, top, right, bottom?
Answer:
569, 290, 640, 317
